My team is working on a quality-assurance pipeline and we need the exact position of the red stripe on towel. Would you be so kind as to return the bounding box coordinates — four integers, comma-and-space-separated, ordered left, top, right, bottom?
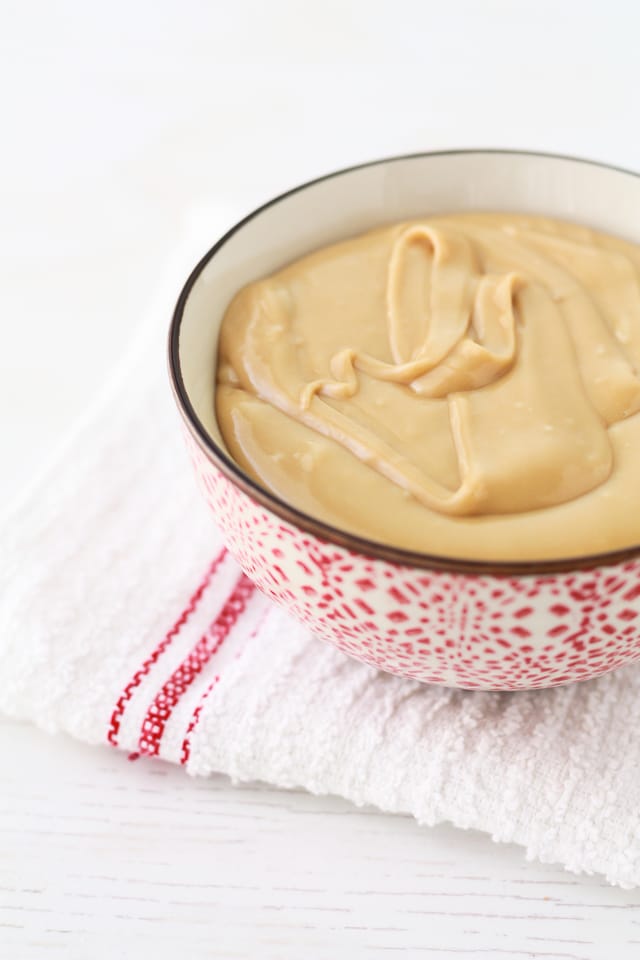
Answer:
106, 548, 227, 747
137, 573, 256, 757
179, 603, 270, 766
179, 675, 221, 766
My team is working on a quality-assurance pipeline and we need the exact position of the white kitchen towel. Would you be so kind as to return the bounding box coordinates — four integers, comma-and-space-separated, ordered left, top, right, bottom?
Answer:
2, 216, 640, 891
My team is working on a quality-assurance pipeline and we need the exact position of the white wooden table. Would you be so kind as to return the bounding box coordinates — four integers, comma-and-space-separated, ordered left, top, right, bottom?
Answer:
2, 2, 640, 956
4, 718, 640, 960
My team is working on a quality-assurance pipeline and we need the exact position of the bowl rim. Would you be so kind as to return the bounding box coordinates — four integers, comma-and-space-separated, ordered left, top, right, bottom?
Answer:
168, 147, 640, 576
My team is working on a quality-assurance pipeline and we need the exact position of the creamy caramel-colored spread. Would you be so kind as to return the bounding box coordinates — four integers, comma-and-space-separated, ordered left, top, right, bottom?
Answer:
215, 213, 640, 561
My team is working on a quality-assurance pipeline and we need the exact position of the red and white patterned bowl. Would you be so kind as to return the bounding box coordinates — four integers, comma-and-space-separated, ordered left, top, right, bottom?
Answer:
169, 150, 640, 690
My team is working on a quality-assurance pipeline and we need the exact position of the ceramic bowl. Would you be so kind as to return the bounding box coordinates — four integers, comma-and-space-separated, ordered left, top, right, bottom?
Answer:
169, 150, 640, 690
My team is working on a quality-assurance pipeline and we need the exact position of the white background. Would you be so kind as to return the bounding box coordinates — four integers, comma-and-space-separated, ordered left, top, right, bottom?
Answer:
2, 1, 640, 957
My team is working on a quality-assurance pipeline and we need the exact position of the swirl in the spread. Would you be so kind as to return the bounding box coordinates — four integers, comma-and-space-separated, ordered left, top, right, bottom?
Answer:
215, 214, 640, 560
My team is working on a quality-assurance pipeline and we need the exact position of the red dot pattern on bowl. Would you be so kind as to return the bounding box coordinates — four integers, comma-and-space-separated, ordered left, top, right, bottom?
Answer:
186, 433, 640, 690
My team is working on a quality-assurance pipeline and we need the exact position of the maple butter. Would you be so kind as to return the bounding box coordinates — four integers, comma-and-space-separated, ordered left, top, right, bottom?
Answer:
215, 213, 640, 561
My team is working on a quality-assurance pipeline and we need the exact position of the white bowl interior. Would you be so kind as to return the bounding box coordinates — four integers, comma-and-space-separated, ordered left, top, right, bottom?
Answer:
177, 152, 640, 446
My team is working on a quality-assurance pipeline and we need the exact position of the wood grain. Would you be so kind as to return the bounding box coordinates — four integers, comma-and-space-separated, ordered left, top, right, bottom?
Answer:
2, 719, 639, 959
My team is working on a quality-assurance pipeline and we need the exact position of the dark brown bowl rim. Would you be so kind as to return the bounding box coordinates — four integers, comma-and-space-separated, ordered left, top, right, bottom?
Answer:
168, 148, 640, 577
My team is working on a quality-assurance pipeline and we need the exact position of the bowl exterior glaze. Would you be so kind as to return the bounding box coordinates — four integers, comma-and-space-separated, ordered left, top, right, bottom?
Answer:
186, 432, 640, 690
